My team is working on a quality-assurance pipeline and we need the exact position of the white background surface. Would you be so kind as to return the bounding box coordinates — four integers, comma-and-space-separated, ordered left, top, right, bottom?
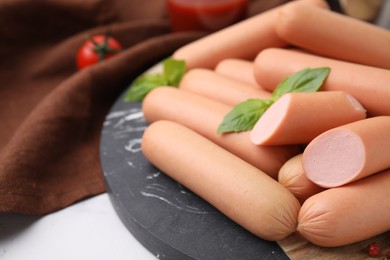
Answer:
0, 194, 157, 260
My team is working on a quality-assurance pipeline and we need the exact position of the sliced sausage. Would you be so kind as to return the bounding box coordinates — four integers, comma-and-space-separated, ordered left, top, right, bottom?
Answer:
303, 116, 390, 188
250, 91, 367, 145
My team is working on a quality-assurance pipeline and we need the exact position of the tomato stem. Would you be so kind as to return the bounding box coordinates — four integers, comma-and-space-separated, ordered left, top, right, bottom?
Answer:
87, 31, 122, 62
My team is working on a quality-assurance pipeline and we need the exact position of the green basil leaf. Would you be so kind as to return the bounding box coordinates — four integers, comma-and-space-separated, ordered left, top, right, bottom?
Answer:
123, 74, 168, 102
217, 99, 274, 134
124, 58, 186, 103
163, 57, 186, 86
272, 67, 330, 100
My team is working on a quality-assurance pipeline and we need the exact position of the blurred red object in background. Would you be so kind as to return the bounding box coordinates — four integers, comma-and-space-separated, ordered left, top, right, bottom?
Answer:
167, 0, 248, 32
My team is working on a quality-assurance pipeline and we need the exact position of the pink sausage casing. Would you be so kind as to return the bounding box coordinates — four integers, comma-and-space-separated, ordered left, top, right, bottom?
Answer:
179, 68, 271, 106
142, 87, 299, 178
278, 154, 325, 204
276, 2, 390, 69
172, 0, 329, 70
298, 169, 390, 247
303, 116, 390, 188
215, 58, 261, 88
250, 91, 367, 145
253, 48, 390, 116
142, 120, 301, 241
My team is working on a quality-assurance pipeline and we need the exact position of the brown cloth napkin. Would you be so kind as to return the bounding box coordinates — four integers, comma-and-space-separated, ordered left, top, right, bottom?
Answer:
0, 0, 289, 215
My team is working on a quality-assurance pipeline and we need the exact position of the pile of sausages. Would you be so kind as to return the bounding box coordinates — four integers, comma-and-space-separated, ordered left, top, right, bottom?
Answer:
140, 0, 390, 248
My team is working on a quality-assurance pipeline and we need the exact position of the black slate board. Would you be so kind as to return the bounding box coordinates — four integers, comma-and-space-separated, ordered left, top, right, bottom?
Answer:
99, 69, 290, 260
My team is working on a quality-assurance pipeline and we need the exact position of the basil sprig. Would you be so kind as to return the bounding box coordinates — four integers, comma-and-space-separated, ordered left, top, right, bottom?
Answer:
217, 99, 273, 133
272, 67, 331, 100
124, 57, 186, 103
217, 67, 330, 134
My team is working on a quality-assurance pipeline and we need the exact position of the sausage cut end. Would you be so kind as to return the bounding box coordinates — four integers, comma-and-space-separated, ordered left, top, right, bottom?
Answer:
303, 129, 365, 188
250, 93, 291, 145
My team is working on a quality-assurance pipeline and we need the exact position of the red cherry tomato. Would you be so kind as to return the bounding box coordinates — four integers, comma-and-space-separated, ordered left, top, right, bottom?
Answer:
76, 34, 122, 70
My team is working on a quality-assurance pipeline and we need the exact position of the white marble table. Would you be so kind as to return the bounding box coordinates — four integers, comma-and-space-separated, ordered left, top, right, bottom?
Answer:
0, 194, 157, 260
